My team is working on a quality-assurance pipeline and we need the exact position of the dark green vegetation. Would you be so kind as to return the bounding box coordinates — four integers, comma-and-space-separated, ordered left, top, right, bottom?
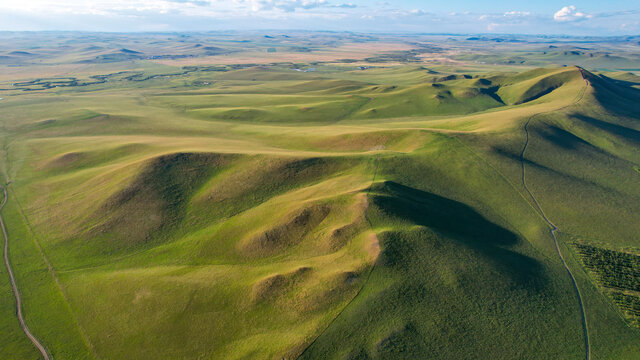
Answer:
574, 243, 640, 328
0, 32, 639, 359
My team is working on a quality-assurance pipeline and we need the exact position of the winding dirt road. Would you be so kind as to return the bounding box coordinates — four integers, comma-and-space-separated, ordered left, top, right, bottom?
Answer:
520, 67, 590, 360
1, 185, 50, 360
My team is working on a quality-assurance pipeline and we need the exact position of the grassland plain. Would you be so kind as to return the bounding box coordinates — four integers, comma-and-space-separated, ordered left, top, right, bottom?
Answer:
0, 33, 639, 359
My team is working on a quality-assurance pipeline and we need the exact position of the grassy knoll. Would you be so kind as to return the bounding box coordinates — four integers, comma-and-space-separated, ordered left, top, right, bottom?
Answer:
0, 37, 639, 360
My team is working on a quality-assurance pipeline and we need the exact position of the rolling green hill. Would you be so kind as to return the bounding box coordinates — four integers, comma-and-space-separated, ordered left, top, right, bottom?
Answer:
0, 44, 639, 360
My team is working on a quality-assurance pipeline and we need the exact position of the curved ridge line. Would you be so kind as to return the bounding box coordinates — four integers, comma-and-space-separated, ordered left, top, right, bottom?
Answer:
520, 66, 590, 360
296, 156, 380, 359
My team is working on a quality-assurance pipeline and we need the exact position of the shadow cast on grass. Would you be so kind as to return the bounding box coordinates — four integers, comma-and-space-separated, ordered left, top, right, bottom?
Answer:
369, 181, 545, 289
572, 113, 640, 145
299, 181, 551, 359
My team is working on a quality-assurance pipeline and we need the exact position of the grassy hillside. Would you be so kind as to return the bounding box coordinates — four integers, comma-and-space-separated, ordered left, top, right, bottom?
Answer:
1, 45, 639, 360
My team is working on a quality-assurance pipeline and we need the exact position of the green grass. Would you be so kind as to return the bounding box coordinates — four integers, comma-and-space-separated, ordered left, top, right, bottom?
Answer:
573, 243, 640, 328
1, 190, 95, 359
0, 191, 42, 360
0, 36, 639, 360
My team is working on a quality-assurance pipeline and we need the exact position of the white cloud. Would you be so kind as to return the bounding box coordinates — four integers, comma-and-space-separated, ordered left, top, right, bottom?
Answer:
410, 9, 428, 16
478, 11, 532, 24
0, 0, 635, 35
0, 0, 346, 16
0, 0, 217, 16
332, 3, 356, 9
249, 0, 329, 12
554, 5, 592, 22
504, 11, 530, 17
487, 22, 499, 31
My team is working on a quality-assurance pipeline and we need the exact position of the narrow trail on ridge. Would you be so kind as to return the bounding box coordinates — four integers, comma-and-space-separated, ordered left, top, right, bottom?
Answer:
520, 66, 590, 360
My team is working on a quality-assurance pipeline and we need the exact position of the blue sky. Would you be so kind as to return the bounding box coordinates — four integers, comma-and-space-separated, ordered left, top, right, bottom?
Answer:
0, 1, 638, 35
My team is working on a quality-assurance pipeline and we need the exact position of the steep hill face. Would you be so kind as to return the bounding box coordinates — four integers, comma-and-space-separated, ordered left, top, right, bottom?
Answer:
43, 153, 366, 262
462, 67, 640, 358
507, 68, 640, 246
582, 69, 640, 117
475, 67, 640, 241
4, 66, 639, 360
493, 67, 584, 105
24, 151, 381, 359
299, 180, 560, 359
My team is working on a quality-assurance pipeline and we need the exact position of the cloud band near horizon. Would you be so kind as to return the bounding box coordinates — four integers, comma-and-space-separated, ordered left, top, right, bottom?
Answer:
0, 1, 637, 35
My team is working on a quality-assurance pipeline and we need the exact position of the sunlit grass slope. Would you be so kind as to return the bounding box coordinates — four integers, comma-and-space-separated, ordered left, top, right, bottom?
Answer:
1, 64, 638, 359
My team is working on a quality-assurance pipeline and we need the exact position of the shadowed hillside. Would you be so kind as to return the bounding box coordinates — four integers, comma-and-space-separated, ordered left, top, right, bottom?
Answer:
1, 57, 639, 360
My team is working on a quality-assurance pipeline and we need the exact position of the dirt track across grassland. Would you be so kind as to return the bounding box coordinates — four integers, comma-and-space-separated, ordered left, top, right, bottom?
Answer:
1, 185, 50, 360
520, 67, 590, 360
